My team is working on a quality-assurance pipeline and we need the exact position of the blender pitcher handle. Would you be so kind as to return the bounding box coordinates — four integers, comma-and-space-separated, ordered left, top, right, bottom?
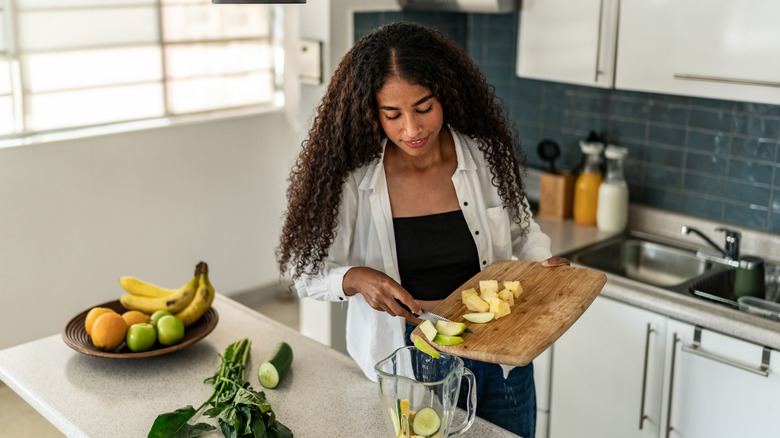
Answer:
448, 367, 477, 436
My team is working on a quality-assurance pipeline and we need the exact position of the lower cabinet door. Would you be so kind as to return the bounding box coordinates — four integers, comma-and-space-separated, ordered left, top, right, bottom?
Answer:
549, 295, 667, 438
662, 320, 780, 437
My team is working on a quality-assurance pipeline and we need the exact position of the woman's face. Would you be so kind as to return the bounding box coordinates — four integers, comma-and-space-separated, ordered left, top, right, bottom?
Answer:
376, 76, 445, 158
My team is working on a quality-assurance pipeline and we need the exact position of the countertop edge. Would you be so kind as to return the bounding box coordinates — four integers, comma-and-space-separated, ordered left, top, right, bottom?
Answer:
536, 213, 780, 352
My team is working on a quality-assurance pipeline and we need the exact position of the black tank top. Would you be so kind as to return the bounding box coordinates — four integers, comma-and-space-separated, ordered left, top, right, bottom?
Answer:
393, 210, 481, 301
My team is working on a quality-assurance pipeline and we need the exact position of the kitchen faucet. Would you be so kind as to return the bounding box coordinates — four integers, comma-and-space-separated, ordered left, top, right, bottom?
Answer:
681, 225, 741, 261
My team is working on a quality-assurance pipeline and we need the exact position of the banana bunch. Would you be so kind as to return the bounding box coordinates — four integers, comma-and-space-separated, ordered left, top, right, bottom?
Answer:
119, 261, 214, 326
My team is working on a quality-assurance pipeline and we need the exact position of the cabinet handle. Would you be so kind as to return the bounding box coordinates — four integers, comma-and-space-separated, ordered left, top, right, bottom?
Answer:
674, 73, 780, 88
638, 323, 654, 430
664, 334, 680, 438
594, 0, 606, 81
681, 326, 771, 377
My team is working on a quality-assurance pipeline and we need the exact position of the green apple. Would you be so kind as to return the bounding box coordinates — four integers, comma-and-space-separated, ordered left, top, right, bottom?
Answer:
433, 334, 464, 346
419, 320, 437, 342
149, 310, 173, 328
126, 323, 157, 352
413, 335, 440, 359
156, 315, 185, 346
435, 320, 466, 336
462, 312, 495, 324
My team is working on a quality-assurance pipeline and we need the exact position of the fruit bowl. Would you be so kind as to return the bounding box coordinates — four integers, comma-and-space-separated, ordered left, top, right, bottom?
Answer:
62, 300, 218, 359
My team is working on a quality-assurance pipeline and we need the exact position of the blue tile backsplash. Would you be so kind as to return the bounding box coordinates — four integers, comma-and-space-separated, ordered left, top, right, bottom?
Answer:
354, 12, 780, 234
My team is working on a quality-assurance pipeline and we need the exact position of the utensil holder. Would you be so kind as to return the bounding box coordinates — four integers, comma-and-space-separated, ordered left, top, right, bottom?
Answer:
539, 171, 575, 220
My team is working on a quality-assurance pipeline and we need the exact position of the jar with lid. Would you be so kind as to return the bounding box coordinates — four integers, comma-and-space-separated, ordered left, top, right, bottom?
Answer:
597, 145, 629, 232
573, 141, 604, 226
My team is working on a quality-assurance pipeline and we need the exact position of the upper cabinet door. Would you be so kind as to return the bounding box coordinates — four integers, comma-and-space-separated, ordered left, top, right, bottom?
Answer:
516, 0, 620, 88
616, 0, 780, 105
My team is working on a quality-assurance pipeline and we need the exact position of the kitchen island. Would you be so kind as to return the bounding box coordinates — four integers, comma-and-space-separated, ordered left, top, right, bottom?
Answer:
0, 294, 518, 438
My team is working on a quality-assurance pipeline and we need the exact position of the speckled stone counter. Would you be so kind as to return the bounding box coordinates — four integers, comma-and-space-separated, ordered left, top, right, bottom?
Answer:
536, 207, 780, 352
0, 295, 518, 438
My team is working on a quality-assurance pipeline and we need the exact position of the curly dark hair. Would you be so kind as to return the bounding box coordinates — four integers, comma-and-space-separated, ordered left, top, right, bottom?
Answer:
277, 21, 530, 279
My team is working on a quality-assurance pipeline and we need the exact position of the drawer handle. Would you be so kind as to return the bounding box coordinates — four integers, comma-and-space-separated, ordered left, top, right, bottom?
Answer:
638, 323, 654, 430
674, 73, 780, 88
594, 0, 606, 81
665, 334, 680, 438
680, 326, 770, 377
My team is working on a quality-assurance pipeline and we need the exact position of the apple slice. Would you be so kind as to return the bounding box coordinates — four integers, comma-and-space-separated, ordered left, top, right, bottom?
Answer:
414, 335, 440, 359
463, 312, 495, 323
435, 320, 466, 336
419, 319, 437, 342
433, 334, 464, 345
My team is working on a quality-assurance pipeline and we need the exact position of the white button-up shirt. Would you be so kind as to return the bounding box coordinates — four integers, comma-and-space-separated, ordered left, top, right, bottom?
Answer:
293, 130, 553, 381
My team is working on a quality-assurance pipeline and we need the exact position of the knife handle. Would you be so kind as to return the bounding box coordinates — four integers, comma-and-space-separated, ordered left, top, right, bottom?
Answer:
395, 298, 420, 317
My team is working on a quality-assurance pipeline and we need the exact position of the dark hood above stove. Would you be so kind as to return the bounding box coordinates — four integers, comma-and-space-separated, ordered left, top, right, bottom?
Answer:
398, 0, 519, 13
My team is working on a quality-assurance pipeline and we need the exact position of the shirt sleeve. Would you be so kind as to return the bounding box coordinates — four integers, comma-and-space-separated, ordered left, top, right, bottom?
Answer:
292, 176, 358, 303
512, 198, 553, 262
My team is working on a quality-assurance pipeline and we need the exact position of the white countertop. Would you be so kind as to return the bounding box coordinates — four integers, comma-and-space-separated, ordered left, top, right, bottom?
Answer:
0, 295, 518, 438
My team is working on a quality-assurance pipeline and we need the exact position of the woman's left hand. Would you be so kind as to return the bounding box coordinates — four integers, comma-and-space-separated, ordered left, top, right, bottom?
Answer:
541, 256, 570, 267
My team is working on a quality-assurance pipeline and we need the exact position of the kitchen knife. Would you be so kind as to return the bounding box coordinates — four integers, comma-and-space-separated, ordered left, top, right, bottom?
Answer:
417, 309, 475, 334
396, 299, 475, 334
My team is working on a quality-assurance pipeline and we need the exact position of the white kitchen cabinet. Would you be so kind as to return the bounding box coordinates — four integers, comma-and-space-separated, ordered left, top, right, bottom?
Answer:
548, 291, 780, 438
533, 347, 552, 438
516, 0, 619, 88
661, 319, 780, 437
616, 0, 780, 105
548, 295, 668, 438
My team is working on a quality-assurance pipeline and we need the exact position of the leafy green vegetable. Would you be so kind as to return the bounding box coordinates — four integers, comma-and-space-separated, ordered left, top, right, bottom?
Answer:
148, 338, 293, 438
147, 406, 215, 438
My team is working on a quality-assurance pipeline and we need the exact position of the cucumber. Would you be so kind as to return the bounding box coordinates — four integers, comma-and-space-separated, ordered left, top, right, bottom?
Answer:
258, 341, 293, 389
412, 407, 441, 437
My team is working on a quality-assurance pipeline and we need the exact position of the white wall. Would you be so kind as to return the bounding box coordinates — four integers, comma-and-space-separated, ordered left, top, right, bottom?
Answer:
0, 111, 299, 350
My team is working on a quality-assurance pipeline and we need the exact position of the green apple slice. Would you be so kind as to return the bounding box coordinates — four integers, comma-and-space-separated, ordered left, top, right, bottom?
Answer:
463, 312, 495, 323
435, 320, 466, 336
413, 335, 440, 359
419, 319, 437, 342
433, 334, 464, 345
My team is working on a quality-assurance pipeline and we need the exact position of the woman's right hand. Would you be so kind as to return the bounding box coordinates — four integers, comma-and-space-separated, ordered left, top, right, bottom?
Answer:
343, 267, 422, 317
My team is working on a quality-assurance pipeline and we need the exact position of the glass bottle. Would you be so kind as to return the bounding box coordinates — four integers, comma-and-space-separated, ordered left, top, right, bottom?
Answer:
573, 141, 604, 226
597, 145, 629, 232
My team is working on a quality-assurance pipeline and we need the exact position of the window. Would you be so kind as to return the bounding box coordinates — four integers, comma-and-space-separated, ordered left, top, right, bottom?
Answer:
0, 0, 277, 138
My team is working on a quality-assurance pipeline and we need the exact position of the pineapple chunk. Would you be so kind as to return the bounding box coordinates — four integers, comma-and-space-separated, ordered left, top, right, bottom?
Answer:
480, 289, 498, 304
461, 288, 478, 301
479, 280, 499, 295
504, 280, 524, 299
498, 289, 515, 306
463, 293, 490, 313
489, 296, 511, 319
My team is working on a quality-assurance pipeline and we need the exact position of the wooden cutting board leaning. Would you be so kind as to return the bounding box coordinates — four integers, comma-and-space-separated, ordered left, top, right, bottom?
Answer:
411, 260, 607, 366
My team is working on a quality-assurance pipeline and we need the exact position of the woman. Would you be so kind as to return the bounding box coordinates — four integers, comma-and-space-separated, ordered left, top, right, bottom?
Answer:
277, 22, 567, 437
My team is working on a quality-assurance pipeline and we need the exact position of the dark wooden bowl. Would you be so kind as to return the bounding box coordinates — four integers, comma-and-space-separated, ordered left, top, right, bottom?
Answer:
62, 300, 218, 358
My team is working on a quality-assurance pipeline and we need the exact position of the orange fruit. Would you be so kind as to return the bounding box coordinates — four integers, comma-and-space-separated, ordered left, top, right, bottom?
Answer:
84, 307, 117, 336
122, 310, 149, 327
90, 312, 128, 351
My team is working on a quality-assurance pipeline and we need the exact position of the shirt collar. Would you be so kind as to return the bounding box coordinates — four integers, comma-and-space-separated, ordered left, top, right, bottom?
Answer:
359, 127, 477, 191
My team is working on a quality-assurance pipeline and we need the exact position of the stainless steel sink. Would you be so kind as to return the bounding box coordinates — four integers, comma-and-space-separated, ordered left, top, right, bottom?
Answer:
562, 231, 780, 321
563, 233, 712, 288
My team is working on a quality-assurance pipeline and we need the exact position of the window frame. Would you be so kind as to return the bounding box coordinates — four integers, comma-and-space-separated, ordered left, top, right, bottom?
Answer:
0, 0, 284, 147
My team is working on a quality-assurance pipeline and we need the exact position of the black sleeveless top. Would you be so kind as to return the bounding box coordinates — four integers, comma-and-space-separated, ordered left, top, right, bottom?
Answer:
393, 210, 481, 301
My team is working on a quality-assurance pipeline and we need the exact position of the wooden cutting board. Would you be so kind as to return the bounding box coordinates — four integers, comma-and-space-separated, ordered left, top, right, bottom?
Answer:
411, 260, 606, 366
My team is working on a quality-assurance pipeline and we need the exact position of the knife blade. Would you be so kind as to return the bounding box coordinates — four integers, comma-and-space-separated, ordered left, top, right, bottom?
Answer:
395, 298, 475, 334
417, 309, 475, 334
